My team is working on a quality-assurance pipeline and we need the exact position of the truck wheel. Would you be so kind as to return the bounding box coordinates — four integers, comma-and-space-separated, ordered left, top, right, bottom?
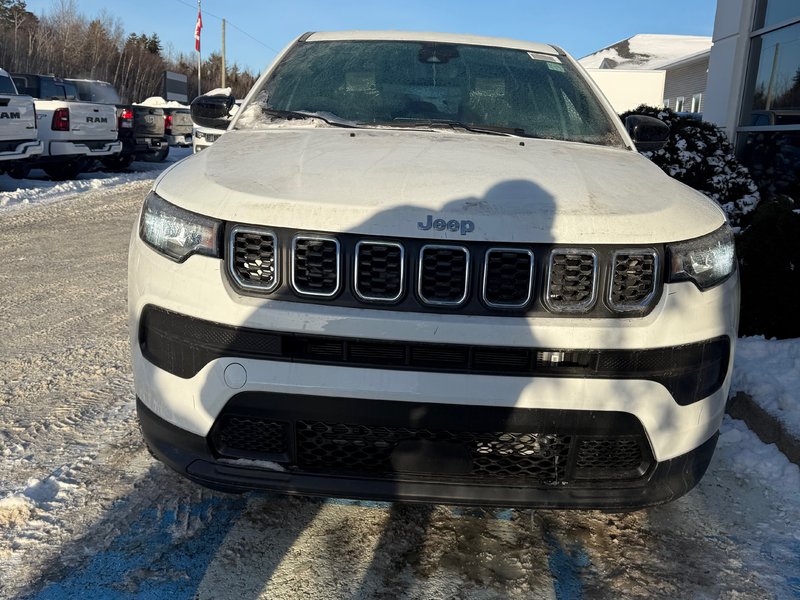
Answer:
142, 145, 170, 163
43, 162, 84, 181
7, 164, 31, 179
101, 154, 135, 171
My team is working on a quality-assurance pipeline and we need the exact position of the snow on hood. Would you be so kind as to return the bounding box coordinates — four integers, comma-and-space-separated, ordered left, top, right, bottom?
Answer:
154, 127, 725, 245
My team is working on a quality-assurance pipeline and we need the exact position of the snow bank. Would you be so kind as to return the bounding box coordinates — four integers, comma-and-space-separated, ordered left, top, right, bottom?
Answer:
733, 336, 800, 441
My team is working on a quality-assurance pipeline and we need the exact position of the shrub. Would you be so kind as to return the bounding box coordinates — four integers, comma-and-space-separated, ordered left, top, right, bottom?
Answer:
736, 196, 800, 339
620, 105, 760, 228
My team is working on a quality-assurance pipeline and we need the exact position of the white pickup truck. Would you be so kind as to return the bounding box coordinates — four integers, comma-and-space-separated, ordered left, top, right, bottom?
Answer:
11, 74, 121, 180
0, 68, 42, 177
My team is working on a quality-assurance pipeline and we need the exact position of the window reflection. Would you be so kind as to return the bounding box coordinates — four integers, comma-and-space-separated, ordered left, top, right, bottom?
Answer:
755, 0, 800, 30
740, 131, 800, 198
745, 22, 800, 124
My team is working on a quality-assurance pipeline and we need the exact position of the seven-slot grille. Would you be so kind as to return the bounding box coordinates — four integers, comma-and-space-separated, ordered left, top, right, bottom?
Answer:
230, 227, 279, 292
292, 235, 341, 297
609, 249, 658, 311
227, 227, 662, 315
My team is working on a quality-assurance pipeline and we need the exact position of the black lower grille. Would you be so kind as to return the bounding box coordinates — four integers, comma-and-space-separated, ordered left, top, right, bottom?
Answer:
208, 397, 653, 485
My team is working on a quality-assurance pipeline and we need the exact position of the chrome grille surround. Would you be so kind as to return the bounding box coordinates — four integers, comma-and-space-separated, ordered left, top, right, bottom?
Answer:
290, 234, 341, 297
544, 248, 598, 313
353, 240, 405, 303
417, 244, 470, 306
482, 248, 535, 309
228, 225, 280, 293
608, 249, 659, 313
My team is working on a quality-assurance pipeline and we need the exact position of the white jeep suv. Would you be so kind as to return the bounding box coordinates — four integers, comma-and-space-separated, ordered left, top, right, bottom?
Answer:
129, 31, 738, 509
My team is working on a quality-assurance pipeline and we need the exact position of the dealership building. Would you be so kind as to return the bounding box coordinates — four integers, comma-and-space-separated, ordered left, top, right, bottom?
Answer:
703, 0, 799, 197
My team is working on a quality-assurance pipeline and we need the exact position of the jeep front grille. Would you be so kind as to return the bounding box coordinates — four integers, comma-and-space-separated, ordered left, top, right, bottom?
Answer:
354, 241, 404, 302
225, 225, 663, 317
418, 245, 470, 306
291, 235, 341, 297
482, 248, 534, 308
230, 227, 279, 292
609, 250, 658, 312
546, 249, 598, 312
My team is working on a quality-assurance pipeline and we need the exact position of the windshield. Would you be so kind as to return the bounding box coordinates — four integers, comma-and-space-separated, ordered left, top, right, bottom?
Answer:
72, 81, 121, 104
236, 40, 624, 146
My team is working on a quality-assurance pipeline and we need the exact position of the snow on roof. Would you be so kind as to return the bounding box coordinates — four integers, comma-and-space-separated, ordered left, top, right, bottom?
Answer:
579, 34, 712, 70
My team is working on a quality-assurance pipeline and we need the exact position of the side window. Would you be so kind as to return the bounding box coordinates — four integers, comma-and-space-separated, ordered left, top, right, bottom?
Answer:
664, 99, 670, 108
675, 96, 685, 112
0, 74, 17, 94
691, 93, 702, 113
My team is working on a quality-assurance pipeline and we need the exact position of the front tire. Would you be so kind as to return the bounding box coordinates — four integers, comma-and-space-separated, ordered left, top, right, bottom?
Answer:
142, 145, 169, 163
7, 164, 31, 179
101, 153, 135, 171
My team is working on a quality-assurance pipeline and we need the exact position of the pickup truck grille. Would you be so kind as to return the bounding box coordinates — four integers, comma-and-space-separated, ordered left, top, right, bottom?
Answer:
226, 225, 663, 317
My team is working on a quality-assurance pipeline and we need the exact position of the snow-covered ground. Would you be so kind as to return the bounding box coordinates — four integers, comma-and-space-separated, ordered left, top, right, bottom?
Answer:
733, 337, 800, 442
0, 147, 192, 211
0, 173, 798, 599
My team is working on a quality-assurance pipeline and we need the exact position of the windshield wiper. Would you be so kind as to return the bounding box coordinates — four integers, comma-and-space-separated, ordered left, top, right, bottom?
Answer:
387, 119, 525, 137
259, 107, 358, 128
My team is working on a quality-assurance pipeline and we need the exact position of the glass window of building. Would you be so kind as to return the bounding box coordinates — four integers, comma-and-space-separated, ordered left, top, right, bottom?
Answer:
739, 0, 800, 199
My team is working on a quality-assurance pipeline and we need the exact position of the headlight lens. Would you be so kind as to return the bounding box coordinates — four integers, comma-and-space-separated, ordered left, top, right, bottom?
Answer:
139, 191, 221, 262
194, 130, 205, 139
667, 224, 735, 290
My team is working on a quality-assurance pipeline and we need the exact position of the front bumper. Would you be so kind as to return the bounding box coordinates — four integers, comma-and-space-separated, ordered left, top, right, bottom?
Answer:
129, 232, 738, 507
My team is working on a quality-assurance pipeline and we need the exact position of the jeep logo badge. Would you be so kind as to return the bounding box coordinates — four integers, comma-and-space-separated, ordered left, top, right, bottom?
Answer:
418, 215, 475, 235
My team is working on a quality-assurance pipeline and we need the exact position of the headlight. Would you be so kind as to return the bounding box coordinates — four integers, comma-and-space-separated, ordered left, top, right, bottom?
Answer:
667, 224, 735, 290
139, 191, 221, 262
194, 130, 205, 139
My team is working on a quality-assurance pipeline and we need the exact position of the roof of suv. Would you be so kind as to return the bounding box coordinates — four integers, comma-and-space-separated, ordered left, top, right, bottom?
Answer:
304, 31, 561, 56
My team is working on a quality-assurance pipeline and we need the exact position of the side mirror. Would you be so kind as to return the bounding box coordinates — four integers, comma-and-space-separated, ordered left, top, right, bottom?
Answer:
191, 94, 235, 129
624, 115, 670, 152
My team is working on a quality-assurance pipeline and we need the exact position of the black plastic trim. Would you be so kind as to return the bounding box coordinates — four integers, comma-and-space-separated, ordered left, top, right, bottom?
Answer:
138, 305, 730, 406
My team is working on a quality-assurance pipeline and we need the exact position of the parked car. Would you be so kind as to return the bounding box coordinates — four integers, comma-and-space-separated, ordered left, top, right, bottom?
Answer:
11, 73, 121, 179
192, 97, 239, 153
0, 67, 43, 177
131, 31, 738, 510
192, 124, 224, 153
67, 78, 165, 170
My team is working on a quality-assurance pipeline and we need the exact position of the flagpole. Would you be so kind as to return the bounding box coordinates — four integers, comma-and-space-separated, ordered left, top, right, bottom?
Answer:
197, 0, 201, 97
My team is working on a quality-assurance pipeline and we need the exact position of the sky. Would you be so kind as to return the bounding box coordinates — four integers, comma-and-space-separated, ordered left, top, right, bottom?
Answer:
24, 0, 719, 75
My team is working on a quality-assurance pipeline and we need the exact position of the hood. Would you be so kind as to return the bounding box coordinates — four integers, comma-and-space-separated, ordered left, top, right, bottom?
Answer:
155, 127, 725, 244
